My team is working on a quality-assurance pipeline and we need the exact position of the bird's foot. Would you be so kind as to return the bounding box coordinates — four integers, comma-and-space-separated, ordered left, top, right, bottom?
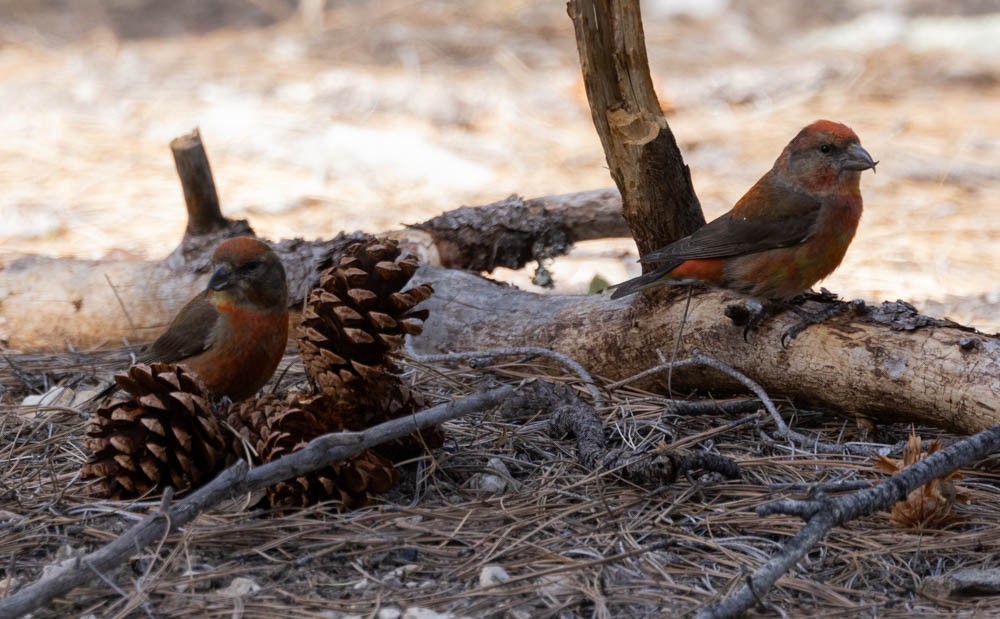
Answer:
788, 287, 840, 306
211, 396, 234, 417
780, 290, 850, 347
724, 299, 773, 341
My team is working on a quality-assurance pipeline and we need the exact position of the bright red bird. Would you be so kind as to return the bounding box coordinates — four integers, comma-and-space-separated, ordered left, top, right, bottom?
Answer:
142, 237, 289, 401
609, 120, 876, 312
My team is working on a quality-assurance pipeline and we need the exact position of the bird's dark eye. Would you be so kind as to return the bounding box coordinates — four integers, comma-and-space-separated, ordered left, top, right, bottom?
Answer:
819, 144, 833, 155
240, 260, 262, 272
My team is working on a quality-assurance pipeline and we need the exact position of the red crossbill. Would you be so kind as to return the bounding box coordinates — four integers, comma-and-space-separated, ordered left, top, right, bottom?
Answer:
142, 237, 289, 401
610, 120, 876, 315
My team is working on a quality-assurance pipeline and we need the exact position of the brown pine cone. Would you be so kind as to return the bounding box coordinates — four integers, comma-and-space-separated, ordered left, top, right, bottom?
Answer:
82, 363, 226, 500
225, 393, 400, 510
267, 448, 398, 510
297, 237, 438, 438
224, 393, 329, 464
297, 238, 431, 403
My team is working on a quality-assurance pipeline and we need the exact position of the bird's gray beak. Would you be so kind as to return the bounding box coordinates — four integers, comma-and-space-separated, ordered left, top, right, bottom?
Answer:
208, 264, 233, 291
842, 143, 878, 172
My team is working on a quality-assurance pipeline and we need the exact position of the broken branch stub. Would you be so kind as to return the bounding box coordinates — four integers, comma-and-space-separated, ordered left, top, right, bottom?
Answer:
568, 0, 704, 261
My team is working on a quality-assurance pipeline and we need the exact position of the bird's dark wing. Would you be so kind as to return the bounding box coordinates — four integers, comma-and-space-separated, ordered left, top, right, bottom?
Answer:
608, 259, 684, 299
140, 291, 219, 363
639, 185, 823, 264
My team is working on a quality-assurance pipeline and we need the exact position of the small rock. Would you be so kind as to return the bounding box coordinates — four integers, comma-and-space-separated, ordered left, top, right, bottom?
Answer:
220, 576, 260, 597
537, 573, 575, 605
479, 564, 510, 588
377, 607, 403, 619
474, 474, 507, 494
21, 386, 74, 409
486, 457, 510, 475
0, 576, 19, 593
472, 458, 515, 494
41, 545, 85, 578
401, 608, 455, 619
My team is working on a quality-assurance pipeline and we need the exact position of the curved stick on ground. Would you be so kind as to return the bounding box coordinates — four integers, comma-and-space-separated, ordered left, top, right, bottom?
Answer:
408, 346, 603, 409
0, 386, 515, 619
604, 347, 899, 456
687, 350, 903, 457
693, 423, 1000, 619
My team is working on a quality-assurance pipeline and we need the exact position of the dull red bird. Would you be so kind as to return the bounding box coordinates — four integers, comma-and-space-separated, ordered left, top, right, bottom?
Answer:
609, 120, 876, 337
142, 236, 289, 401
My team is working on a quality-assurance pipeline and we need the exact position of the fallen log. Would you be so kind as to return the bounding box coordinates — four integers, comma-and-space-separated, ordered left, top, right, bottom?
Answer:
408, 266, 1000, 435
0, 188, 623, 351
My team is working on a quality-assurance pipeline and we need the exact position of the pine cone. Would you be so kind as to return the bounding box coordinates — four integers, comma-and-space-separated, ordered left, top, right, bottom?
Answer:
82, 363, 226, 500
224, 393, 328, 464
298, 238, 431, 409
297, 237, 440, 444
225, 393, 400, 510
268, 449, 398, 510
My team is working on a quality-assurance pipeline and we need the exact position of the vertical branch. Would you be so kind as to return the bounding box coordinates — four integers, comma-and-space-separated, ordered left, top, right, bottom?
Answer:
170, 128, 228, 235
567, 0, 704, 265
165, 129, 253, 271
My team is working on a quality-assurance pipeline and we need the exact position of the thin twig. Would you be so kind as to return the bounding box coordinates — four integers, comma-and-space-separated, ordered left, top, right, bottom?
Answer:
660, 397, 763, 418
408, 346, 602, 409
606, 349, 896, 456
689, 350, 897, 457
695, 423, 1000, 619
104, 274, 139, 342
0, 385, 515, 619
604, 353, 697, 390
667, 287, 694, 397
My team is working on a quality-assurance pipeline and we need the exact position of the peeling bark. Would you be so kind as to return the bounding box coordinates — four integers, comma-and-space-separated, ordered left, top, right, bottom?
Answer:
410, 189, 626, 280
568, 0, 704, 260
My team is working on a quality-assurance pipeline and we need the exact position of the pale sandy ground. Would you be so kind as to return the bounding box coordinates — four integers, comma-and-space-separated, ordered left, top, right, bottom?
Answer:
0, 0, 997, 333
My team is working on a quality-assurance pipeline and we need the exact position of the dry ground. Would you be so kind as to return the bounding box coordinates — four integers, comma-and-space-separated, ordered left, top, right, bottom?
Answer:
2, 1, 1000, 618
3, 352, 1000, 618
0, 0, 997, 330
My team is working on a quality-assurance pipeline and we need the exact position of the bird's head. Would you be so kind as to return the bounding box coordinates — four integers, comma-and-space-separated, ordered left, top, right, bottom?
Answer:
207, 237, 288, 311
778, 120, 877, 194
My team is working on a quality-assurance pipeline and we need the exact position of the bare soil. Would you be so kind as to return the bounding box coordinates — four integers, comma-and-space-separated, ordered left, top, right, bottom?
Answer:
0, 0, 997, 330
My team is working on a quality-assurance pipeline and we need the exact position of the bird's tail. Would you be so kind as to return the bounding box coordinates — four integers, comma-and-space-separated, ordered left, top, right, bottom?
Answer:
607, 260, 682, 299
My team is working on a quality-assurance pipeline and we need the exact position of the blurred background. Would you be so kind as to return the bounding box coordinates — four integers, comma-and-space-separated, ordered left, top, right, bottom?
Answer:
0, 0, 997, 330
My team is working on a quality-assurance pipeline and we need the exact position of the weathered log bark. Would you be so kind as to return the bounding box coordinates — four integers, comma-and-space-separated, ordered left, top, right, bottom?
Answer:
408, 266, 1000, 435
409, 189, 627, 275
568, 0, 704, 260
0, 190, 624, 350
